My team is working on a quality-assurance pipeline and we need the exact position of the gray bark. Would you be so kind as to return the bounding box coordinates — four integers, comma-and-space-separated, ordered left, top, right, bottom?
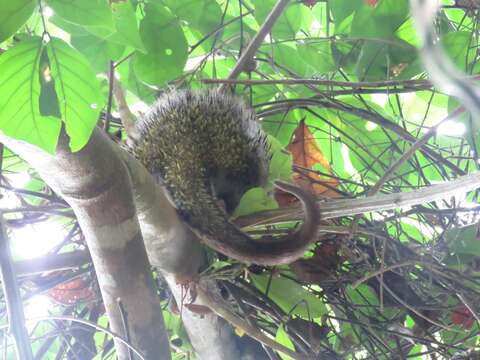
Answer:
0, 130, 171, 360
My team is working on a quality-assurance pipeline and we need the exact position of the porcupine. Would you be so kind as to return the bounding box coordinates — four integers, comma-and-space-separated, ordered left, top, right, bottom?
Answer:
132, 88, 320, 265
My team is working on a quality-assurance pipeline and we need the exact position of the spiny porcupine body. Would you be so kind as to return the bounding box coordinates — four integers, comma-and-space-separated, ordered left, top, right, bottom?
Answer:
133, 88, 319, 265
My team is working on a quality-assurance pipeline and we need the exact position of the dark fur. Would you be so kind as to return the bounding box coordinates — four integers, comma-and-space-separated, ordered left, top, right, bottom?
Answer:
132, 88, 319, 265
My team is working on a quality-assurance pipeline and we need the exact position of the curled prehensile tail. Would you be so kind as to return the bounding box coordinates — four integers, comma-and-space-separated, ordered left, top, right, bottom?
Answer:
185, 179, 320, 265
132, 88, 320, 265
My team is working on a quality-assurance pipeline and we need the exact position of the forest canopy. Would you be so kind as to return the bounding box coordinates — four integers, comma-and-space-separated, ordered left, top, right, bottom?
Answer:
1, 0, 480, 359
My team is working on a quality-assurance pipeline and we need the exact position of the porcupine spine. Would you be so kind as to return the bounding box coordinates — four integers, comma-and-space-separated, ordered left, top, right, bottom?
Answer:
133, 88, 319, 265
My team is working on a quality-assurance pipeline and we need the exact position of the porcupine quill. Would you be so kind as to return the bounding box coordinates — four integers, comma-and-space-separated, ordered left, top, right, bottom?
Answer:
132, 88, 320, 265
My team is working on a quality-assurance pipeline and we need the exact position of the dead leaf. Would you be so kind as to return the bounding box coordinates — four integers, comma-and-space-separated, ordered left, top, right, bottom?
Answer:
290, 241, 344, 283
281, 119, 340, 201
48, 278, 95, 305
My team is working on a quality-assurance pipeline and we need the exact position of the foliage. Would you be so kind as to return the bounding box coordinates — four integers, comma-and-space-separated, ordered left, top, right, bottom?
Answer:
1, 0, 480, 359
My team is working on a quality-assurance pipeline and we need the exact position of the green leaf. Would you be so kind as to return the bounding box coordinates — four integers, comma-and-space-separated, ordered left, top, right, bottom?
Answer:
134, 3, 188, 86
71, 33, 125, 73
266, 44, 308, 77
346, 284, 379, 307
276, 325, 295, 360
330, 0, 363, 26
396, 17, 420, 47
407, 344, 424, 360
48, 14, 90, 35
233, 187, 278, 217
0, 0, 36, 43
355, 40, 389, 81
163, 0, 223, 51
0, 37, 61, 153
45, 0, 114, 28
252, 0, 304, 39
268, 148, 294, 184
345, 284, 383, 323
297, 40, 336, 75
251, 273, 328, 318
355, 38, 423, 81
110, 1, 145, 52
445, 225, 480, 257
351, 0, 409, 39
441, 31, 473, 70
46, 37, 102, 151
200, 57, 236, 79
83, 1, 145, 52
116, 58, 157, 104
355, 37, 418, 81
163, 0, 222, 33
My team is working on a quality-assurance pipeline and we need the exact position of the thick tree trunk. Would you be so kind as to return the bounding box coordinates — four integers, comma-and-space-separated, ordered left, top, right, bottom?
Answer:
0, 130, 171, 360
1, 128, 243, 359
122, 148, 243, 359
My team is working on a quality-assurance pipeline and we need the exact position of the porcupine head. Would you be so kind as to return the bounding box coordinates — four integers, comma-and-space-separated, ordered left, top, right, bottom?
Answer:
132, 88, 319, 265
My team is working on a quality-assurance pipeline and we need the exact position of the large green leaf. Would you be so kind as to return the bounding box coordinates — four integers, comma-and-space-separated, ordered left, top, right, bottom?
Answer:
46, 37, 102, 151
329, 0, 363, 26
163, 0, 222, 33
45, 0, 114, 29
355, 40, 389, 81
251, 273, 328, 319
351, 0, 409, 39
0, 0, 36, 43
268, 147, 294, 184
0, 37, 61, 153
266, 43, 308, 77
48, 14, 90, 36
233, 187, 278, 217
163, 0, 223, 51
345, 284, 379, 320
445, 225, 480, 257
441, 31, 474, 70
71, 33, 125, 73
297, 40, 337, 75
134, 3, 188, 86
82, 1, 146, 52
252, 0, 307, 39
116, 58, 157, 104
110, 1, 145, 51
355, 37, 419, 81
275, 325, 295, 360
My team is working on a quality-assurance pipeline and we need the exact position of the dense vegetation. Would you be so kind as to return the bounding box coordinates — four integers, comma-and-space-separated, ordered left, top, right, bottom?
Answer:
1, 0, 480, 359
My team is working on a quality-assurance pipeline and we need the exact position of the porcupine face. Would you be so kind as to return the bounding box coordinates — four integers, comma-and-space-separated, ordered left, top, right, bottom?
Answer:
132, 88, 270, 216
211, 160, 262, 214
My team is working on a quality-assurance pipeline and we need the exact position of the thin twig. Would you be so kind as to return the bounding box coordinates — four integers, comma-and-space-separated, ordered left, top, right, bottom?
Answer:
352, 261, 420, 289
223, 0, 290, 87
368, 106, 465, 197
257, 98, 465, 175
381, 283, 454, 332
349, 106, 464, 235
207, 77, 433, 88
0, 315, 146, 360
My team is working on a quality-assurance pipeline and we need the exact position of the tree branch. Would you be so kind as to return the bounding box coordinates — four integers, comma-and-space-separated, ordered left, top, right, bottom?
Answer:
224, 0, 290, 84
236, 170, 480, 226
0, 130, 170, 360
